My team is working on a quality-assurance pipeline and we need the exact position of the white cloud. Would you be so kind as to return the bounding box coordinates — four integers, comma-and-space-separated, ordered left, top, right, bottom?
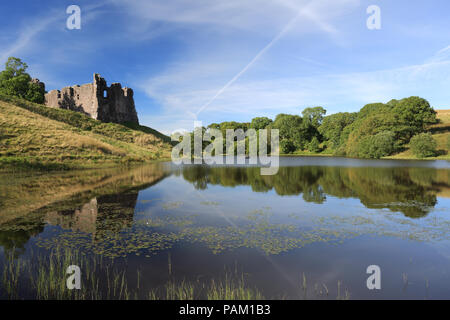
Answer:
139, 45, 450, 131
123, 0, 363, 131
110, 0, 359, 38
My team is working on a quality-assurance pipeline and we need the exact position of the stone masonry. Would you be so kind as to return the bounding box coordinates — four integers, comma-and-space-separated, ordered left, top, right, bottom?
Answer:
45, 73, 139, 124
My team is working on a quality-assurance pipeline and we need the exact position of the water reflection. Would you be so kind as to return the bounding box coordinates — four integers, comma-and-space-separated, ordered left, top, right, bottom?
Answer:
1, 159, 450, 299
178, 165, 448, 218
0, 163, 170, 255
0, 161, 449, 254
45, 191, 139, 238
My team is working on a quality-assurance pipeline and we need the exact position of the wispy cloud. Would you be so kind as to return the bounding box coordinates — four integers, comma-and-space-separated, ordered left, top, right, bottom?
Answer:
194, 8, 302, 118
192, 0, 361, 118
0, 12, 60, 63
110, 0, 357, 38
141, 44, 450, 133
0, 2, 110, 74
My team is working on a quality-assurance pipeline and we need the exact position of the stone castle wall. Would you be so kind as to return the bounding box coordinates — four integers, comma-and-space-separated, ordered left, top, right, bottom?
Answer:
45, 73, 139, 124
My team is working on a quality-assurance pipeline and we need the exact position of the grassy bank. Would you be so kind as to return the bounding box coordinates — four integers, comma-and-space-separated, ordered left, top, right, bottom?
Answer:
0, 95, 172, 171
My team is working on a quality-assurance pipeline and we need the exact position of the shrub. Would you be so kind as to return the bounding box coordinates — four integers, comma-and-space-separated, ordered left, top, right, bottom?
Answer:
357, 130, 396, 159
410, 132, 437, 158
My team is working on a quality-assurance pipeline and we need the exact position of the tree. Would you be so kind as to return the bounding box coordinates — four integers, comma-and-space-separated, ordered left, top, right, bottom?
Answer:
319, 112, 356, 149
0, 57, 45, 103
218, 121, 249, 133
344, 113, 397, 157
272, 114, 308, 150
357, 102, 388, 119
250, 117, 272, 130
410, 133, 437, 158
0, 57, 29, 79
357, 131, 396, 159
207, 123, 220, 130
302, 106, 326, 128
335, 97, 436, 157
308, 136, 320, 153
391, 97, 437, 141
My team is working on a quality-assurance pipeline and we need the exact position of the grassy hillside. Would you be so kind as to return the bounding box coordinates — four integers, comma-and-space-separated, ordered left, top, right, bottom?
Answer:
387, 109, 450, 160
0, 94, 172, 170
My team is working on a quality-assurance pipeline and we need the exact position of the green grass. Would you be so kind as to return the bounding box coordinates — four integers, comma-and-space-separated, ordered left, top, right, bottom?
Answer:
0, 94, 172, 171
206, 274, 264, 300
0, 243, 355, 300
0, 246, 265, 300
1, 247, 132, 300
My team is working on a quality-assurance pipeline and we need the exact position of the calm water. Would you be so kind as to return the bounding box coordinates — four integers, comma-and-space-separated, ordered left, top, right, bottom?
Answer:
1, 157, 450, 299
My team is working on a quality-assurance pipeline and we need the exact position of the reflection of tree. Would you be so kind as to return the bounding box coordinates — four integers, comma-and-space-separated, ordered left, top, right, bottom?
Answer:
181, 166, 210, 190
0, 214, 45, 257
181, 165, 449, 218
182, 166, 326, 202
328, 167, 438, 218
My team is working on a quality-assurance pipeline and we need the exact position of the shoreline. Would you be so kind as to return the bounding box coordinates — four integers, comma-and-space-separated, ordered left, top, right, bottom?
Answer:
2, 154, 448, 174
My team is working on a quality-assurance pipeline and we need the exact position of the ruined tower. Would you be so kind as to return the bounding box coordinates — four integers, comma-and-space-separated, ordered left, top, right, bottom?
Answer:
45, 73, 139, 124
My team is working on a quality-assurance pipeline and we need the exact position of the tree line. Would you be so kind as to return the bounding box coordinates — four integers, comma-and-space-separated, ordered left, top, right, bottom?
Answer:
199, 97, 439, 159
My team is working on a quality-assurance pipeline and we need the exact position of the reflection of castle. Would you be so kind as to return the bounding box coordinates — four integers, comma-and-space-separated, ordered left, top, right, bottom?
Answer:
45, 198, 98, 234
45, 191, 139, 237
0, 164, 171, 253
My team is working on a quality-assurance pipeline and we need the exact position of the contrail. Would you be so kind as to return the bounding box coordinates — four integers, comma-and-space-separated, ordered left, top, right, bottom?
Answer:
195, 9, 304, 118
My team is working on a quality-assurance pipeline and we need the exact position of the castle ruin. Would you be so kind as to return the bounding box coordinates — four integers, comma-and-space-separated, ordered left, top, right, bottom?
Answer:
45, 73, 139, 124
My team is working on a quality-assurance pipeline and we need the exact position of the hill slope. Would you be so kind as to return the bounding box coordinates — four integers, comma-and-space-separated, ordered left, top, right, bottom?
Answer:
388, 109, 450, 160
0, 95, 172, 170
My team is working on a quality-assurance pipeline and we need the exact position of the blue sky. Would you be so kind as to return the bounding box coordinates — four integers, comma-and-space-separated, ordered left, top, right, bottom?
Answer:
1, 0, 450, 133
